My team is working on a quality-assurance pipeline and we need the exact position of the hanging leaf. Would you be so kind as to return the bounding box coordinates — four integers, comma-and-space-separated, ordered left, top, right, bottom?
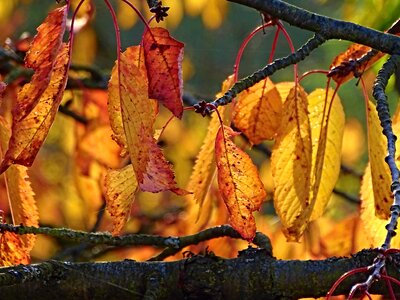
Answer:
0, 44, 70, 174
139, 131, 188, 195
108, 46, 157, 182
0, 117, 38, 252
215, 125, 266, 241
271, 85, 312, 241
0, 232, 30, 266
233, 78, 282, 144
187, 75, 234, 212
108, 45, 149, 156
366, 99, 393, 219
105, 164, 138, 235
360, 164, 400, 248
143, 27, 184, 119
308, 88, 345, 220
275, 82, 295, 104
17, 5, 68, 119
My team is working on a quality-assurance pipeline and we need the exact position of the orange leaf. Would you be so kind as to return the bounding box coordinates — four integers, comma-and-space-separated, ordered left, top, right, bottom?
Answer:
233, 78, 282, 144
271, 85, 312, 241
105, 164, 138, 235
139, 132, 188, 195
17, 5, 68, 119
366, 99, 393, 219
108, 45, 149, 156
0, 117, 38, 252
0, 232, 30, 266
0, 44, 70, 174
187, 75, 234, 212
328, 19, 400, 84
143, 27, 184, 119
108, 46, 156, 181
215, 125, 266, 241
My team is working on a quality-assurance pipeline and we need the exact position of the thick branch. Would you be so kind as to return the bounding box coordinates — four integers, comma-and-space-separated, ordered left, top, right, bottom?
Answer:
229, 0, 400, 55
0, 249, 399, 299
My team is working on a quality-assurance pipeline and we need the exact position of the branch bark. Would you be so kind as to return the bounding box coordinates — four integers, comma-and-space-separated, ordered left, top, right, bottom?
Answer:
0, 249, 399, 299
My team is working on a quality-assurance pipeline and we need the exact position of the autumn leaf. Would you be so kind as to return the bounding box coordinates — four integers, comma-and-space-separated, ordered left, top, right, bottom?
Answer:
0, 116, 38, 252
366, 99, 393, 219
17, 5, 67, 119
187, 75, 234, 212
0, 232, 30, 266
275, 82, 295, 104
108, 45, 149, 156
271, 85, 312, 241
0, 44, 70, 174
108, 46, 156, 181
105, 164, 138, 235
233, 78, 282, 144
215, 125, 266, 241
139, 131, 188, 195
143, 27, 184, 119
308, 88, 344, 220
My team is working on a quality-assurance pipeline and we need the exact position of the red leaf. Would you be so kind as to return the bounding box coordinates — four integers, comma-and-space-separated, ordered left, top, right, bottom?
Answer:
143, 27, 184, 119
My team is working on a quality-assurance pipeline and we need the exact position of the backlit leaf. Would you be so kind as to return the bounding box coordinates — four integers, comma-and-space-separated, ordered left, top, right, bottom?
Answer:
108, 45, 148, 156
308, 88, 345, 220
187, 75, 234, 212
17, 5, 67, 119
360, 164, 400, 248
271, 85, 312, 241
233, 78, 282, 144
0, 44, 70, 174
139, 132, 188, 195
143, 27, 184, 118
215, 125, 266, 241
366, 99, 392, 219
105, 164, 138, 235
108, 46, 156, 182
0, 117, 38, 252
0, 232, 30, 266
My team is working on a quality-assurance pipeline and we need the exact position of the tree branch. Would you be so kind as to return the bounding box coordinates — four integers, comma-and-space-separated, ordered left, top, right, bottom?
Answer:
0, 249, 399, 299
229, 0, 400, 55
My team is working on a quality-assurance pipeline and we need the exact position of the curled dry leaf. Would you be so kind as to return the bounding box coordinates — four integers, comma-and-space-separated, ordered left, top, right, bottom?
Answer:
215, 125, 266, 241
0, 44, 70, 174
271, 85, 312, 241
105, 164, 138, 235
143, 27, 184, 119
17, 5, 67, 120
233, 77, 282, 144
366, 99, 393, 219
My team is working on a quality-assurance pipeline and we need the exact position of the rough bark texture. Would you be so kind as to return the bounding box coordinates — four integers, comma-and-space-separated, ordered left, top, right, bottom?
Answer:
0, 249, 399, 299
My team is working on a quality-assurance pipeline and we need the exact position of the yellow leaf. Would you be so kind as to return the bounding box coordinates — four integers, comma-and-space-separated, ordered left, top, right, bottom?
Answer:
0, 44, 70, 173
215, 125, 266, 241
186, 75, 234, 215
308, 88, 345, 220
275, 82, 295, 104
360, 164, 400, 247
105, 164, 138, 235
271, 85, 312, 241
0, 232, 30, 266
233, 78, 282, 144
366, 99, 393, 219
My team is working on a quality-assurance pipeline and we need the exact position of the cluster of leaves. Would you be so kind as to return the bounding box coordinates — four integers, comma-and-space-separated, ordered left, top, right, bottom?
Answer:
0, 0, 399, 272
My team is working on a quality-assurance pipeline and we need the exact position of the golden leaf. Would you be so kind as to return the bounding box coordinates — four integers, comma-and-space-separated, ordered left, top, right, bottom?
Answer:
271, 85, 312, 241
0, 44, 70, 173
366, 99, 393, 219
105, 164, 138, 235
233, 78, 282, 144
215, 125, 266, 241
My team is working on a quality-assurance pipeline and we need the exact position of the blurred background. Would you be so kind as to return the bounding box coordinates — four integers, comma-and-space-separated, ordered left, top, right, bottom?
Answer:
0, 0, 399, 263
